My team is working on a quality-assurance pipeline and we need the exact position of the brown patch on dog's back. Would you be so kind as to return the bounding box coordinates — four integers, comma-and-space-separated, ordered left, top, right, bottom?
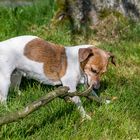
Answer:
24, 38, 67, 81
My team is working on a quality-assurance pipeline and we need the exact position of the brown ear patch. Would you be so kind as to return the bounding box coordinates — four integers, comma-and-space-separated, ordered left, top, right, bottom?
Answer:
79, 48, 93, 62
24, 38, 67, 81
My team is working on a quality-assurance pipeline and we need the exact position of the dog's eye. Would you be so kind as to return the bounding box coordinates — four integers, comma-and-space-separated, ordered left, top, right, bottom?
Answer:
91, 68, 97, 73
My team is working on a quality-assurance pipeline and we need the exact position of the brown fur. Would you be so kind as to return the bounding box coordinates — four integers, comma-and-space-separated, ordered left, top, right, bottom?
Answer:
80, 47, 115, 88
79, 48, 93, 62
24, 38, 67, 81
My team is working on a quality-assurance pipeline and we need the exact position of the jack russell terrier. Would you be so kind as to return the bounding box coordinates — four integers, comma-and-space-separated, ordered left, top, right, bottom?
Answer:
0, 35, 115, 119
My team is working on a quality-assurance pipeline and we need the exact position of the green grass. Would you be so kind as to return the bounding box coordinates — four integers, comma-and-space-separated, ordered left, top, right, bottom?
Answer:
0, 1, 140, 140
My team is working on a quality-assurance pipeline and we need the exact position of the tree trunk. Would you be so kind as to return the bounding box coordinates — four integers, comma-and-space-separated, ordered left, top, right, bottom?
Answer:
53, 0, 140, 33
92, 0, 140, 21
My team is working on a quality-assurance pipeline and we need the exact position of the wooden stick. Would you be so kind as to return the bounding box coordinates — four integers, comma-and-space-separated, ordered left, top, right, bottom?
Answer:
0, 86, 104, 126
0, 87, 69, 126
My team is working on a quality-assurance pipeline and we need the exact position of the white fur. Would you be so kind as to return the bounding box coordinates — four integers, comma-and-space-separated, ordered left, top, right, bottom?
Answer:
0, 36, 92, 119
61, 46, 93, 119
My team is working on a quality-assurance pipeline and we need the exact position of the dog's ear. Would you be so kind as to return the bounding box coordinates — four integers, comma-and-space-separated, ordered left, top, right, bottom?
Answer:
107, 52, 116, 66
79, 48, 93, 62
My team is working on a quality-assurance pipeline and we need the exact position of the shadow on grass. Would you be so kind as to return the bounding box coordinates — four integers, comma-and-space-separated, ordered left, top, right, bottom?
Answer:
23, 102, 75, 137
7, 77, 76, 136
9, 77, 56, 99
7, 75, 139, 138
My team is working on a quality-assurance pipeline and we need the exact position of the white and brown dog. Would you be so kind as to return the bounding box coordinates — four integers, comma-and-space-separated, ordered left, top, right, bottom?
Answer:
0, 35, 115, 119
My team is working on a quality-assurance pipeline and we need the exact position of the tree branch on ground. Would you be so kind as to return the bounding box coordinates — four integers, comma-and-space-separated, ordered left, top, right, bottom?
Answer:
0, 86, 104, 126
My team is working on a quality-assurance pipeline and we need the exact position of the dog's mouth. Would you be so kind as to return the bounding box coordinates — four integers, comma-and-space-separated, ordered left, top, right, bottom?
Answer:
84, 73, 100, 98
91, 85, 99, 98
84, 74, 100, 90
85, 83, 99, 98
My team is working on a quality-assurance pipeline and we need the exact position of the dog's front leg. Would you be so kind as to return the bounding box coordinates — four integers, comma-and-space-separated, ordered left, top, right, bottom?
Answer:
61, 78, 91, 120
71, 96, 91, 120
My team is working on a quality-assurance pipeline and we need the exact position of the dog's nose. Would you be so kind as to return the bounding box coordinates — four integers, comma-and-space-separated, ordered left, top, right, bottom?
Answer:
93, 81, 100, 89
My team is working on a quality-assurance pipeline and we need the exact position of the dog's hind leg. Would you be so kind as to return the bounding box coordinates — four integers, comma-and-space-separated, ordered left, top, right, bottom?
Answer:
0, 73, 11, 103
10, 70, 22, 95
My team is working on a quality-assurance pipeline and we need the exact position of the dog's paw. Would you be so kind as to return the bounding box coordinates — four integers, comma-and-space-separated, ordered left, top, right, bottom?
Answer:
81, 114, 92, 122
85, 114, 92, 120
17, 90, 22, 96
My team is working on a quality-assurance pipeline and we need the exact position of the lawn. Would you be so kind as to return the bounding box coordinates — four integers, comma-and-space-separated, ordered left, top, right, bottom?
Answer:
0, 0, 140, 139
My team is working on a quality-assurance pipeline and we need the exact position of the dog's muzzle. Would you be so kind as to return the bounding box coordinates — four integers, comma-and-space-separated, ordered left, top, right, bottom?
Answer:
93, 81, 100, 90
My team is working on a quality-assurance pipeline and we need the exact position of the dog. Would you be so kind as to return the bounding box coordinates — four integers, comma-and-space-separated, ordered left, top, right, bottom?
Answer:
0, 35, 115, 119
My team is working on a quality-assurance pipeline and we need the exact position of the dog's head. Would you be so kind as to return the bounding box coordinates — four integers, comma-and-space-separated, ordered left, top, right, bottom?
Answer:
79, 47, 116, 89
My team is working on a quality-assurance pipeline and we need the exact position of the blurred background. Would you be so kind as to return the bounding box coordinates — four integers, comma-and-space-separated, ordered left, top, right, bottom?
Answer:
0, 0, 140, 44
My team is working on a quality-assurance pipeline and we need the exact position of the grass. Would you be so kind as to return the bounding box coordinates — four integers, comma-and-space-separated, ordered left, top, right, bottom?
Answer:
0, 0, 140, 139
